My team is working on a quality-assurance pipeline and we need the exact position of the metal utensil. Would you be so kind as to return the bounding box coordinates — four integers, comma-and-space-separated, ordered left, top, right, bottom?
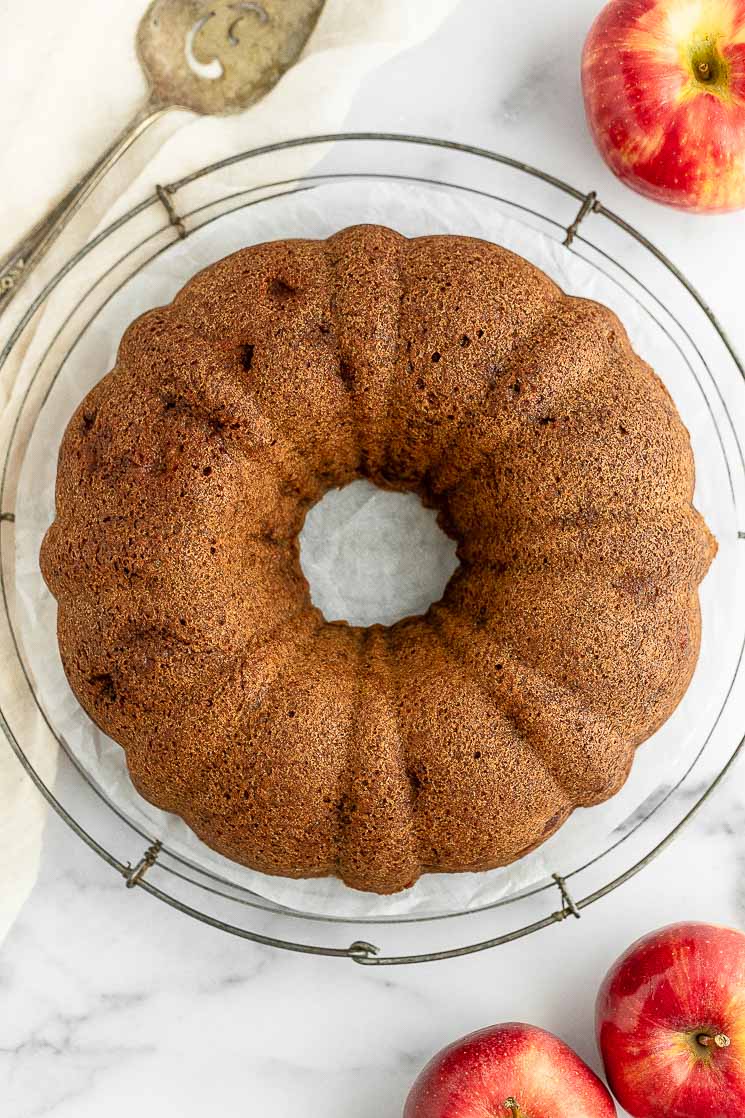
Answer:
0, 0, 325, 316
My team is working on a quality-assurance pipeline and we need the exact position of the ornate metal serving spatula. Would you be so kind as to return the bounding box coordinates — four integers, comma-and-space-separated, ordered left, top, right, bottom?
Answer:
0, 0, 325, 316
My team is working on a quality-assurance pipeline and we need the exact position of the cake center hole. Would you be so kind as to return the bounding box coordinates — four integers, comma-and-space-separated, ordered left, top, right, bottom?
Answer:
299, 480, 460, 627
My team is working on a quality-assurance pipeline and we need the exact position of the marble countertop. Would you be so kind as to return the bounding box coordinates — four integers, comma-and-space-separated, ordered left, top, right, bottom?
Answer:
3, 1, 745, 1115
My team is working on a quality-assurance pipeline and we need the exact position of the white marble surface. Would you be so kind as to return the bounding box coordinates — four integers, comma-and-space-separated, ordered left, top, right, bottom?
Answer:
3, 0, 745, 1114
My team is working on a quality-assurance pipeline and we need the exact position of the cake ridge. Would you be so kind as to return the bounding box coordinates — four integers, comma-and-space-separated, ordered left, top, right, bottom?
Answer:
167, 318, 333, 503
379, 235, 563, 489
331, 626, 365, 875
164, 249, 356, 499
332, 626, 423, 893
431, 601, 634, 805
455, 505, 716, 592
428, 296, 670, 502
380, 236, 408, 482
422, 291, 569, 490
321, 224, 406, 480
320, 237, 364, 472
427, 607, 574, 807
110, 309, 327, 547
381, 624, 426, 869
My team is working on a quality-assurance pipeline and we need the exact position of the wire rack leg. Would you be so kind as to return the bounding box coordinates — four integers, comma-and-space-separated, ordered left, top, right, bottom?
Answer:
125, 840, 162, 889
552, 873, 581, 919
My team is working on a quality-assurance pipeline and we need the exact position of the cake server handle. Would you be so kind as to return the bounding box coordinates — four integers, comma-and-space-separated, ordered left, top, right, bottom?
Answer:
0, 97, 168, 319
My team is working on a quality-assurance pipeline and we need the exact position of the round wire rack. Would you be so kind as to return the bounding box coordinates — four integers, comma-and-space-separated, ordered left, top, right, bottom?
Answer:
2, 133, 745, 965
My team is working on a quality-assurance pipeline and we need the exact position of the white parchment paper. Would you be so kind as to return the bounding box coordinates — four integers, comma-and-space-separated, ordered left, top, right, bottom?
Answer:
14, 181, 733, 919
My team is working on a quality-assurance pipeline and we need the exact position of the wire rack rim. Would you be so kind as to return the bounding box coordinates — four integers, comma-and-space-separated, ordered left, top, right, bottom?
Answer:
2, 132, 745, 962
4, 173, 741, 924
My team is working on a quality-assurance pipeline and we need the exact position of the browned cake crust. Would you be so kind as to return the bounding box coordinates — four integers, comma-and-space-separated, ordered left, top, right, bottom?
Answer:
40, 225, 717, 894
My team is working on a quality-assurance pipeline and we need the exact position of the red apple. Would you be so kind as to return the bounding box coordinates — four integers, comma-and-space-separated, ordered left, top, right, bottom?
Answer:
597, 922, 745, 1117
404, 1022, 616, 1117
582, 0, 745, 212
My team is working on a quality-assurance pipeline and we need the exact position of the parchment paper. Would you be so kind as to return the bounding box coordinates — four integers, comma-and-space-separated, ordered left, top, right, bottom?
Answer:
14, 181, 730, 919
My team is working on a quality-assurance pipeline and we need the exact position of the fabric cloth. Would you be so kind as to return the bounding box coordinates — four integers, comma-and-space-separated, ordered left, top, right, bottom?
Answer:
0, 0, 461, 944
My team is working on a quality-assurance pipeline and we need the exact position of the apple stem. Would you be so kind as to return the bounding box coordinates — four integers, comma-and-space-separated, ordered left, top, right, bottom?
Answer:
504, 1099, 523, 1118
698, 1033, 731, 1049
698, 60, 711, 81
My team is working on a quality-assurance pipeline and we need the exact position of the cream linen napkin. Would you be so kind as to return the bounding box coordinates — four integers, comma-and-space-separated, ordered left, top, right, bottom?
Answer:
0, 0, 461, 944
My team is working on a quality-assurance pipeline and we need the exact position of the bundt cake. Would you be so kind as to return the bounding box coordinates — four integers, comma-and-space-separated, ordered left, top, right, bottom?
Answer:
40, 224, 717, 895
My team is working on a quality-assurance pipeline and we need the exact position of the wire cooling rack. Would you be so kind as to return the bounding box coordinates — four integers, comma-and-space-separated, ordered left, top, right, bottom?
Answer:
2, 133, 745, 965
